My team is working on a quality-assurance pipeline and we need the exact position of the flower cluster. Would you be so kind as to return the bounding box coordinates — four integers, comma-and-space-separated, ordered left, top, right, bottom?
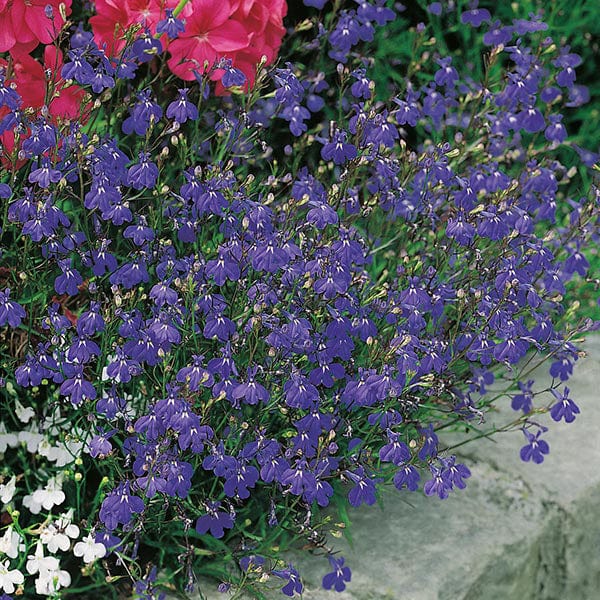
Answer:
0, 401, 108, 596
0, 0, 598, 598
90, 0, 287, 88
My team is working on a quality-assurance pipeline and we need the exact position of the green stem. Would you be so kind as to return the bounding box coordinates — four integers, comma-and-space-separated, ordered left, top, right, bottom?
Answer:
172, 0, 191, 18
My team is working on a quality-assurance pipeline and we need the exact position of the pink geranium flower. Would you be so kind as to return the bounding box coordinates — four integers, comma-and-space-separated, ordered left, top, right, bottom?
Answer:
0, 47, 87, 167
222, 0, 287, 88
0, 0, 72, 53
167, 0, 250, 81
89, 0, 287, 89
90, 0, 177, 56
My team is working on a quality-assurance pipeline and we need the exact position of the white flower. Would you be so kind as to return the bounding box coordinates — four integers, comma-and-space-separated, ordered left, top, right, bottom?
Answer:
14, 400, 35, 424
34, 564, 71, 596
0, 475, 16, 505
27, 543, 72, 596
0, 559, 24, 594
17, 426, 44, 453
31, 475, 65, 511
0, 526, 21, 559
40, 511, 80, 554
0, 422, 18, 454
37, 438, 55, 459
73, 534, 106, 564
26, 542, 59, 575
53, 439, 84, 467
23, 492, 43, 515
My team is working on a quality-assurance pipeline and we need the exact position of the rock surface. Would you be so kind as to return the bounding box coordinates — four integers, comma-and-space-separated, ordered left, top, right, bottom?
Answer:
177, 335, 600, 600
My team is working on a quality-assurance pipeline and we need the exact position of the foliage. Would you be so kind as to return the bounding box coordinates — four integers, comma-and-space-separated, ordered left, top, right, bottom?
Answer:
0, 1, 598, 598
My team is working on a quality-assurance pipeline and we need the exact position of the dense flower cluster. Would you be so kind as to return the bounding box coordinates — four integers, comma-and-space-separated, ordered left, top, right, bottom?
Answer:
0, 0, 598, 598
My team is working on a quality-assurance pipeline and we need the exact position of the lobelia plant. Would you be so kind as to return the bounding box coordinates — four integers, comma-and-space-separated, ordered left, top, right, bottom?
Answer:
0, 0, 599, 598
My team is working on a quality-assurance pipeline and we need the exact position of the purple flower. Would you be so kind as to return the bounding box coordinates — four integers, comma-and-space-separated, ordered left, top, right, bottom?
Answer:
128, 152, 159, 190
350, 68, 372, 99
232, 368, 270, 405
379, 432, 411, 465
89, 428, 116, 458
220, 64, 247, 88
520, 108, 545, 133
564, 249, 589, 277
0, 288, 26, 328
203, 313, 236, 341
99, 483, 145, 530
418, 424, 438, 460
483, 20, 513, 46
461, 8, 491, 27
346, 469, 377, 507
322, 555, 352, 592
239, 555, 265, 572
28, 158, 62, 188
393, 464, 420, 492
544, 115, 567, 144
511, 380, 534, 413
273, 564, 303, 597
195, 502, 235, 538
550, 387, 579, 423
321, 130, 357, 165
54, 259, 83, 296
427, 2, 442, 16
281, 459, 317, 497
67, 336, 101, 364
59, 363, 97, 405
122, 90, 163, 136
163, 460, 194, 498
549, 356, 574, 381
441, 456, 471, 490
156, 8, 185, 38
124, 222, 155, 246
424, 466, 453, 499
434, 57, 458, 87
130, 31, 162, 63
250, 237, 288, 272
94, 531, 122, 555
223, 463, 259, 499
166, 89, 198, 124
520, 429, 550, 464
76, 302, 105, 336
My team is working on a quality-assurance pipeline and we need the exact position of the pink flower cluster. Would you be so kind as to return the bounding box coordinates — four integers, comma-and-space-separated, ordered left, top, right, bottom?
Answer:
0, 0, 83, 161
90, 0, 287, 87
0, 0, 70, 53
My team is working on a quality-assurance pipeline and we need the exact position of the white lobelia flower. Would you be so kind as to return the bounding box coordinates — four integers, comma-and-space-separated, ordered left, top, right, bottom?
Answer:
0, 526, 21, 559
37, 438, 56, 460
26, 542, 60, 575
0, 559, 24, 594
0, 475, 16, 505
73, 534, 107, 564
14, 399, 35, 424
34, 564, 71, 596
49, 445, 72, 467
40, 511, 80, 553
31, 475, 66, 512
23, 491, 44, 515
53, 438, 85, 467
17, 426, 44, 453
0, 422, 18, 454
